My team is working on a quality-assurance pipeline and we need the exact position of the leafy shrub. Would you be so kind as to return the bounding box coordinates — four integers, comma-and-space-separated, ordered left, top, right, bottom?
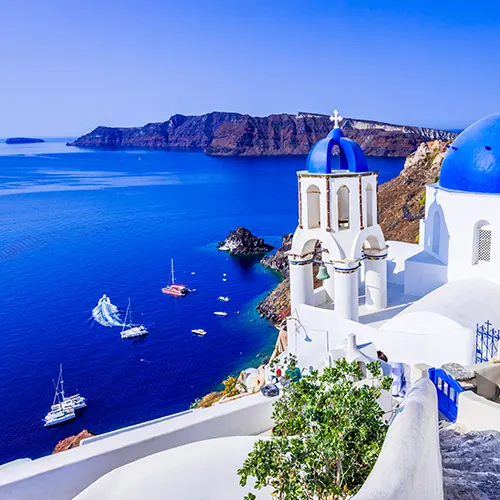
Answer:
238, 359, 392, 499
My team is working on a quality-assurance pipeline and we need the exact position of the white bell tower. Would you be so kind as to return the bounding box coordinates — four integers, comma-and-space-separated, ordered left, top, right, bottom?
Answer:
288, 111, 387, 322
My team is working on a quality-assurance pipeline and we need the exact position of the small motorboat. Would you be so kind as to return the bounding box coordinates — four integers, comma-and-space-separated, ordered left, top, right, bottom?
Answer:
222, 278, 227, 282
214, 311, 228, 317
191, 329, 207, 336
218, 296, 230, 302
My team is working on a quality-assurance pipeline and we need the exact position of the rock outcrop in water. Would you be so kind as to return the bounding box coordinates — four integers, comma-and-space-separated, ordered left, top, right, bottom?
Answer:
68, 112, 457, 157
53, 430, 96, 454
218, 227, 273, 255
5, 137, 45, 144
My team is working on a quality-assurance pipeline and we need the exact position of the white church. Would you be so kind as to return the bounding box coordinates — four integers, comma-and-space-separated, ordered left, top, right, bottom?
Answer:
287, 110, 500, 371
3, 112, 500, 500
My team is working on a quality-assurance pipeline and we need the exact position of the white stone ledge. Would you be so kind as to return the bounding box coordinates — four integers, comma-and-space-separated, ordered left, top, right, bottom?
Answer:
353, 378, 443, 500
456, 390, 500, 433
0, 393, 274, 500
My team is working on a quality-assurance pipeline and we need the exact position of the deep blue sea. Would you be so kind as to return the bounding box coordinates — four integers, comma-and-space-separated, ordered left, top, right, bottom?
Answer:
0, 140, 404, 463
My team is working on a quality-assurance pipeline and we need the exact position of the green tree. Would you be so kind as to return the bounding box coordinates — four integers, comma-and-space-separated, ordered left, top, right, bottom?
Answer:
238, 358, 392, 500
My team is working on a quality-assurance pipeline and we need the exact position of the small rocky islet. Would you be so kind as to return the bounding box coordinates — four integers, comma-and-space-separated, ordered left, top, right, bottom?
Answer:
217, 227, 273, 255
5, 137, 45, 144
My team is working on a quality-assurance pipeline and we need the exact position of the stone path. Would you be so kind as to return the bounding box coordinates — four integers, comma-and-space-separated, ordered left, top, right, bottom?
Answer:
440, 427, 500, 499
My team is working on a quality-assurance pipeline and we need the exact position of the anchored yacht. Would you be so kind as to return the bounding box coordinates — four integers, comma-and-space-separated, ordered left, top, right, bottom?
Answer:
121, 298, 148, 339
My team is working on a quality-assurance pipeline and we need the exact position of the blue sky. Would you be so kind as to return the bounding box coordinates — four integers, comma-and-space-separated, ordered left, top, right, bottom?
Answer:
1, 0, 500, 136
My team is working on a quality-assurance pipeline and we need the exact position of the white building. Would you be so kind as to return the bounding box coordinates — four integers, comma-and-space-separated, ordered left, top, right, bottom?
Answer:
288, 111, 500, 371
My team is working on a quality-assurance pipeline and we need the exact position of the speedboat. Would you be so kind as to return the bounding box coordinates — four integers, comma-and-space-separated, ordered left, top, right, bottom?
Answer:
218, 296, 230, 302
191, 329, 207, 336
214, 311, 228, 317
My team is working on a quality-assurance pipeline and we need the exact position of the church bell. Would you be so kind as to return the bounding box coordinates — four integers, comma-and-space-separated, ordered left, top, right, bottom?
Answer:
316, 263, 330, 281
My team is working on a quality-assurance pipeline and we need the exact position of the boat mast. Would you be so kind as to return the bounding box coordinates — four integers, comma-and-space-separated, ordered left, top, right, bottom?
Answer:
171, 258, 175, 285
122, 299, 130, 331
59, 364, 65, 401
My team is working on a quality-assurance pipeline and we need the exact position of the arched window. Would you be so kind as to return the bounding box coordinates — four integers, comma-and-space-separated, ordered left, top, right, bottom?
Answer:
306, 185, 321, 229
432, 211, 441, 255
365, 184, 374, 227
475, 221, 492, 264
337, 185, 350, 230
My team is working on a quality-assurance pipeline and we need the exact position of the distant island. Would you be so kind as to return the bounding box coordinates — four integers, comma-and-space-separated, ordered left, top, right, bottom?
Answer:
5, 137, 45, 145
67, 111, 458, 158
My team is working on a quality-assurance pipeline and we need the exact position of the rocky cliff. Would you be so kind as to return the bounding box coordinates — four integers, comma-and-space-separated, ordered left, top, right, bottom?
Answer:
258, 234, 293, 324
68, 112, 457, 157
218, 227, 273, 255
378, 140, 448, 243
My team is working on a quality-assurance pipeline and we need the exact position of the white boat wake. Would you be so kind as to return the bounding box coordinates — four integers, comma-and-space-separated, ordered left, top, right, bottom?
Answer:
92, 295, 123, 327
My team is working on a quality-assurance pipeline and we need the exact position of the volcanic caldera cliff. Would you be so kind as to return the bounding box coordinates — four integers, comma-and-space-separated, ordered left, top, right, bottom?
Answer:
69, 112, 457, 157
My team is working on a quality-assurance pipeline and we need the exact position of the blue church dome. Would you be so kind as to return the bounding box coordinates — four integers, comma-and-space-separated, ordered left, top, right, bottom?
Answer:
306, 121, 368, 174
440, 112, 500, 194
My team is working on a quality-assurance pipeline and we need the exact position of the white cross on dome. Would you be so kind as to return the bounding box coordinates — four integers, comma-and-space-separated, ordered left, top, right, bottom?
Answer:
329, 109, 343, 129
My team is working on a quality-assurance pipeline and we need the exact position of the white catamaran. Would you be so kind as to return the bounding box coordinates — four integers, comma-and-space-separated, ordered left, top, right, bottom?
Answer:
121, 298, 148, 339
44, 365, 86, 427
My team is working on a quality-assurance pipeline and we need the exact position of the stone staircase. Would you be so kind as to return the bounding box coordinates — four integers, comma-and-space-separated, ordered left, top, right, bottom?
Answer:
440, 427, 500, 499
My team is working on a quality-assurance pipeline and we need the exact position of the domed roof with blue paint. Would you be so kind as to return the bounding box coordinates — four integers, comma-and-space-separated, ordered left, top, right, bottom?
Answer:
306, 111, 368, 174
440, 112, 500, 194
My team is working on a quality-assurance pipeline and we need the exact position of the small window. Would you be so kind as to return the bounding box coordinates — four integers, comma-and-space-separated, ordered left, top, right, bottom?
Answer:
477, 227, 492, 263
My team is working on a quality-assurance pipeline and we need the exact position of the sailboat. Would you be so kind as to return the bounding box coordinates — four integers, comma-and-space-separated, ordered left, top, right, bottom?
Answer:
162, 259, 190, 297
121, 298, 148, 339
44, 365, 86, 427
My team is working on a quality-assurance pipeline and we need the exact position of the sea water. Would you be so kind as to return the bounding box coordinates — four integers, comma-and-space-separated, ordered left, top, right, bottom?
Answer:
0, 141, 404, 462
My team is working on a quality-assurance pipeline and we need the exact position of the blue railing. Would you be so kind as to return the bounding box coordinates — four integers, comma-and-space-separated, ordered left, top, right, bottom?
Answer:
428, 367, 464, 422
476, 320, 500, 363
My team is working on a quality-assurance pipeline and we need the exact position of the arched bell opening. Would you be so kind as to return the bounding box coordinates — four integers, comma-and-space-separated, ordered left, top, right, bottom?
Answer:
365, 183, 374, 227
306, 185, 321, 229
337, 185, 350, 230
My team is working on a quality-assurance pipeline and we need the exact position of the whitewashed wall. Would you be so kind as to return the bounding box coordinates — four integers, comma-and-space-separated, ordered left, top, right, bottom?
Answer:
353, 378, 443, 500
423, 184, 500, 284
290, 304, 475, 368
456, 391, 500, 433
0, 394, 274, 500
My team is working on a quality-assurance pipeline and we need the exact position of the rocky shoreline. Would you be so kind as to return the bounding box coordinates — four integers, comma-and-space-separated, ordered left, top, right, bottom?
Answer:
68, 112, 457, 158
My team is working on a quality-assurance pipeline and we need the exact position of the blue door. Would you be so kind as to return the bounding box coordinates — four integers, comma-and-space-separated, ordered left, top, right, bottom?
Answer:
428, 368, 464, 422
